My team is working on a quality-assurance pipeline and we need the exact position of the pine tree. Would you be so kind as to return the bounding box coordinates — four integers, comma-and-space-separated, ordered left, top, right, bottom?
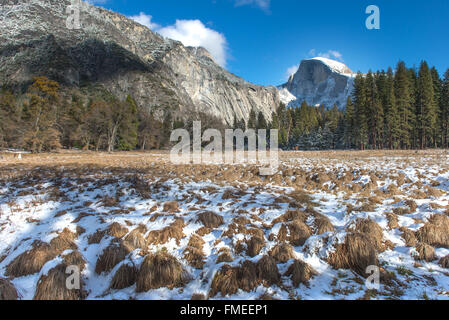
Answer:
344, 97, 355, 148
394, 62, 413, 149
353, 73, 369, 149
441, 69, 449, 148
257, 111, 268, 130
417, 61, 437, 148
247, 108, 257, 129
384, 68, 399, 149
365, 71, 383, 149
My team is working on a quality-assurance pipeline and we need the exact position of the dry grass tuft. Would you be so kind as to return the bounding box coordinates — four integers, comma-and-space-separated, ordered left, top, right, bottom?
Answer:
49, 228, 78, 253
217, 248, 234, 263
272, 210, 308, 225
414, 243, 436, 262
107, 223, 129, 239
256, 255, 280, 285
6, 241, 55, 277
353, 219, 384, 251
62, 251, 86, 271
400, 227, 418, 247
191, 293, 207, 300
163, 201, 179, 213
247, 236, 265, 258
34, 264, 85, 300
386, 213, 399, 230
313, 213, 335, 234
147, 218, 185, 245
197, 211, 224, 229
88, 229, 106, 244
285, 260, 317, 287
95, 241, 129, 274
136, 251, 188, 292
416, 214, 449, 248
439, 255, 449, 269
328, 233, 378, 277
183, 235, 205, 269
123, 227, 147, 252
209, 261, 261, 297
0, 278, 18, 300
110, 264, 138, 290
269, 243, 295, 263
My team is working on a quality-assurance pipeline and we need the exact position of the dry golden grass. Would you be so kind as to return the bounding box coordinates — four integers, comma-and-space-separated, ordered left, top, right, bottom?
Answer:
285, 260, 317, 287
136, 251, 188, 292
110, 264, 138, 290
329, 233, 378, 277
34, 264, 86, 300
0, 278, 18, 300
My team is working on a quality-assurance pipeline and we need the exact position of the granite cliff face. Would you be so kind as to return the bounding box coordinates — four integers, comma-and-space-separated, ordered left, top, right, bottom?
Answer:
0, 0, 279, 125
279, 57, 355, 109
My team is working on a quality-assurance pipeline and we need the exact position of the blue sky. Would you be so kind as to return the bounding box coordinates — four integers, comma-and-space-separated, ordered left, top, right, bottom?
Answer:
91, 0, 449, 86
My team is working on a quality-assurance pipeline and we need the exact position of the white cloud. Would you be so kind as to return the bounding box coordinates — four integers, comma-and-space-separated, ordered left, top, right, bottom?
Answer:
157, 20, 228, 67
285, 64, 299, 79
129, 12, 160, 30
234, 0, 271, 12
308, 49, 344, 62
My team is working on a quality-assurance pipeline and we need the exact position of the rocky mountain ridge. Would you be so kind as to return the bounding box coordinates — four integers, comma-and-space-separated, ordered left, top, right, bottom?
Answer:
0, 0, 279, 125
279, 57, 355, 109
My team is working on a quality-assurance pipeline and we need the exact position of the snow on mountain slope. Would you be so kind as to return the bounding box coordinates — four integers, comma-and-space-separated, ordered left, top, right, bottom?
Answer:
279, 58, 355, 109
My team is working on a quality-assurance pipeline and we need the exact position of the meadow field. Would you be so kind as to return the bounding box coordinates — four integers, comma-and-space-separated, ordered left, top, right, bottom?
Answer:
0, 150, 448, 300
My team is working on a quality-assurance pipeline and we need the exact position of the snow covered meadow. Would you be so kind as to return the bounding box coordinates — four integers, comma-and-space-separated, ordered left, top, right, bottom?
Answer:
0, 150, 448, 300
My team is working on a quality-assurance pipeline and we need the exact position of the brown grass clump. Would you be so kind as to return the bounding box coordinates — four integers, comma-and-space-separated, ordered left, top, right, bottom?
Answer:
256, 255, 280, 285
414, 243, 436, 262
399, 227, 418, 247
88, 229, 106, 244
0, 278, 18, 300
286, 220, 312, 246
107, 222, 129, 239
191, 293, 207, 300
269, 243, 295, 263
136, 252, 188, 292
123, 227, 147, 252
272, 210, 308, 225
34, 264, 85, 300
353, 219, 384, 251
313, 213, 335, 235
217, 248, 234, 263
197, 211, 224, 229
209, 261, 261, 297
289, 190, 314, 207
285, 260, 317, 287
247, 236, 265, 258
386, 213, 399, 230
147, 218, 185, 245
62, 251, 86, 271
163, 201, 179, 213
183, 235, 205, 269
6, 241, 55, 277
439, 255, 449, 269
49, 228, 78, 253
416, 214, 449, 248
328, 233, 378, 277
110, 264, 138, 290
95, 241, 129, 274
405, 200, 418, 213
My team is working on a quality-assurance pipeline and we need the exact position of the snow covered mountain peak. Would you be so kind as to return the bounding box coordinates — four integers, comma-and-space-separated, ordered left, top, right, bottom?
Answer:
279, 58, 355, 109
308, 57, 354, 76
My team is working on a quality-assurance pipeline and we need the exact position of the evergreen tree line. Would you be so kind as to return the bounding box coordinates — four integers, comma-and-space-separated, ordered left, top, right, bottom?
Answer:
268, 61, 449, 150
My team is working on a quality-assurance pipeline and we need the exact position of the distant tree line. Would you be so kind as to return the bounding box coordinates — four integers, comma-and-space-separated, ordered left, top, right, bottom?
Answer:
268, 61, 449, 150
1, 59, 448, 153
